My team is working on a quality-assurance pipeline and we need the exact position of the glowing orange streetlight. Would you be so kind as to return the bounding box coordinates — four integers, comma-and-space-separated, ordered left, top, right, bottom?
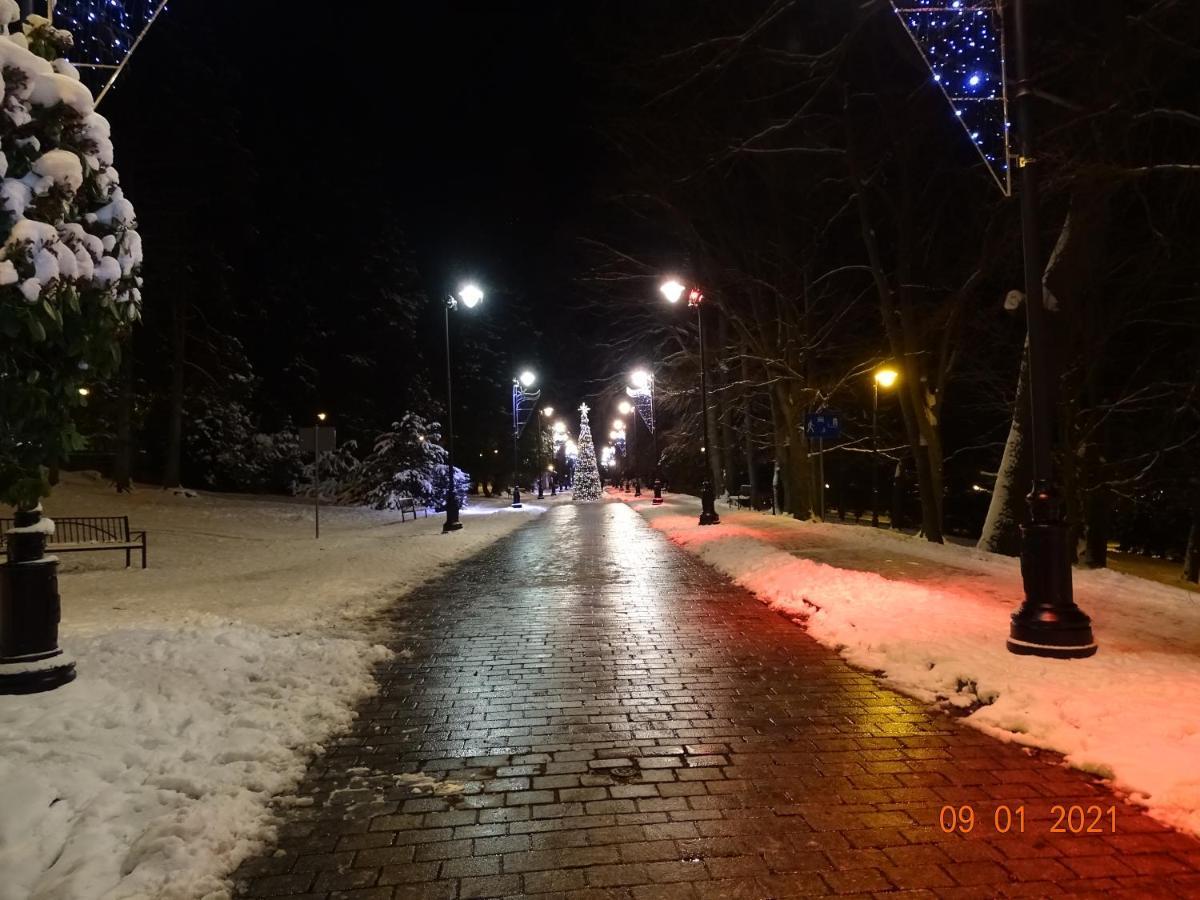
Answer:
872, 367, 899, 527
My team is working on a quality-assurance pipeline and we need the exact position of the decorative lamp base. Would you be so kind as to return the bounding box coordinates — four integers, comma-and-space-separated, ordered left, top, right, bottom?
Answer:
1, 546, 75, 695
1007, 487, 1097, 659
0, 653, 76, 694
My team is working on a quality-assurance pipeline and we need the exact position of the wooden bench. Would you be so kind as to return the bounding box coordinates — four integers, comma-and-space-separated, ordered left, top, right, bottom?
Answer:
730, 484, 753, 509
397, 498, 428, 522
0, 515, 147, 568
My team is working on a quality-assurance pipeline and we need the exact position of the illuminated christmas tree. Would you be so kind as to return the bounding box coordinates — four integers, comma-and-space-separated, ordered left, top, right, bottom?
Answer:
572, 404, 601, 502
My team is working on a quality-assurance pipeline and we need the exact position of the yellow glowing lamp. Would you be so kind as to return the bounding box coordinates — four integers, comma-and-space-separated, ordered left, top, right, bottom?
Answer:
874, 368, 899, 389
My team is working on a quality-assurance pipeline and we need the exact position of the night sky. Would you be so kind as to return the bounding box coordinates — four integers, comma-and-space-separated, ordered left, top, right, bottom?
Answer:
102, 0, 622, 432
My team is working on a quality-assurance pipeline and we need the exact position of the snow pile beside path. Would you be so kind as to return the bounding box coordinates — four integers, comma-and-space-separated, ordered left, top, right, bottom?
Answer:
0, 619, 390, 900
632, 495, 1200, 838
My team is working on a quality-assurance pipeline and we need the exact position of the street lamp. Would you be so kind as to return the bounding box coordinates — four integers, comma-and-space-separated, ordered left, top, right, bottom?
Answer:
1004, 0, 1095, 658
629, 368, 661, 502
872, 367, 899, 528
617, 400, 632, 415
512, 371, 540, 508
661, 279, 718, 525
441, 284, 483, 533
537, 407, 554, 499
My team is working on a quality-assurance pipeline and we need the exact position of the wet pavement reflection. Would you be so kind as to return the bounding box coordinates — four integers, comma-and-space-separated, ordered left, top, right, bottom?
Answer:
234, 501, 1200, 899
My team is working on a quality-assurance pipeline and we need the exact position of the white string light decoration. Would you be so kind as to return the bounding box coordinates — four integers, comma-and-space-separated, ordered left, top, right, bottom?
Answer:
890, 0, 1012, 195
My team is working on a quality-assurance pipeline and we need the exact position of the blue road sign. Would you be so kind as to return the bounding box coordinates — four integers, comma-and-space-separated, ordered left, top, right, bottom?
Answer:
805, 413, 842, 440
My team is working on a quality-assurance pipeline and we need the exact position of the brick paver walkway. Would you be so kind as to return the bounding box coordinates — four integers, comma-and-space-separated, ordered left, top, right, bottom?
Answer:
233, 501, 1200, 900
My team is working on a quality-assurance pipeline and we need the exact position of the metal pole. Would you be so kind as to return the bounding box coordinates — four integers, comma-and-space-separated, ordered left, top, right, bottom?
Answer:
512, 388, 522, 508
313, 422, 320, 540
651, 375, 664, 505
697, 301, 719, 525
818, 437, 825, 520
1006, 0, 1094, 657
537, 416, 544, 499
442, 303, 462, 532
871, 382, 879, 528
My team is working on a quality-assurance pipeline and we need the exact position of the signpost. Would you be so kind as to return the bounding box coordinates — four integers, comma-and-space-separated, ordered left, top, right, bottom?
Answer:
805, 413, 841, 521
299, 418, 336, 538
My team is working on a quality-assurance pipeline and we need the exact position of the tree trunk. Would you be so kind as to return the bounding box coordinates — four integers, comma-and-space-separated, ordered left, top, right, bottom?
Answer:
716, 315, 736, 495
113, 337, 135, 492
1183, 501, 1200, 584
162, 297, 186, 488
741, 350, 758, 508
979, 340, 1033, 556
891, 459, 905, 530
848, 168, 944, 543
769, 388, 796, 515
774, 384, 812, 520
1082, 484, 1110, 568
895, 370, 945, 543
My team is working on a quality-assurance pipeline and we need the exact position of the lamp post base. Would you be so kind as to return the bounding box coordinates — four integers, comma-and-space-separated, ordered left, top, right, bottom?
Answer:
699, 480, 720, 526
0, 652, 76, 694
1, 522, 75, 695
652, 479, 664, 505
1007, 486, 1096, 659
442, 521, 463, 533
512, 485, 522, 509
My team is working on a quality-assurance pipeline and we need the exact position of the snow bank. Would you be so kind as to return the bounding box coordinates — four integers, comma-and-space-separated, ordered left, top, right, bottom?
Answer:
0, 619, 390, 900
627, 492, 1200, 838
0, 475, 553, 898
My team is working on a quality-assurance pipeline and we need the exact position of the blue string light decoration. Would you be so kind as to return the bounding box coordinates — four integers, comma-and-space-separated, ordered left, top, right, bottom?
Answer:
48, 0, 168, 103
890, 1, 1011, 195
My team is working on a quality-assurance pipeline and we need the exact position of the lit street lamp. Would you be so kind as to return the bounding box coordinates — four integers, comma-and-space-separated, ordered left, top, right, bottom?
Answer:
442, 284, 483, 533
512, 370, 540, 508
628, 368, 661, 503
537, 406, 554, 499
661, 279, 718, 525
1003, 0, 1095, 658
882, 1, 1094, 656
872, 367, 898, 528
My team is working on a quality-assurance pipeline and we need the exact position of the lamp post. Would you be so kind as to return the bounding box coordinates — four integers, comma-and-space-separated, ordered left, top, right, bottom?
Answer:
537, 406, 553, 499
551, 420, 568, 494
442, 284, 482, 533
618, 400, 638, 493
630, 368, 662, 503
610, 418, 627, 487
871, 367, 898, 528
661, 280, 718, 525
512, 369, 538, 508
1005, 0, 1095, 658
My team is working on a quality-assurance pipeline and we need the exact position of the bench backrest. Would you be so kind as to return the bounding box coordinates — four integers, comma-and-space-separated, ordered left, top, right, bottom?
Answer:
0, 515, 131, 544
739, 484, 752, 495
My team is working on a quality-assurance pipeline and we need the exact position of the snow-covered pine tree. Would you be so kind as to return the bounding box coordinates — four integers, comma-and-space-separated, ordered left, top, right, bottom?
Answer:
572, 403, 601, 502
335, 412, 469, 511
0, 7, 142, 508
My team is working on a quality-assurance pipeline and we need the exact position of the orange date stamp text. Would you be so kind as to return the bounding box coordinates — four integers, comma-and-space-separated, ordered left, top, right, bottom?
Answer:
938, 804, 1118, 835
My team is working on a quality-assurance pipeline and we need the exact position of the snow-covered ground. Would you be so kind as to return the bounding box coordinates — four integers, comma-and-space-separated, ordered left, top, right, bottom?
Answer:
1, 474, 552, 900
621, 490, 1200, 839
